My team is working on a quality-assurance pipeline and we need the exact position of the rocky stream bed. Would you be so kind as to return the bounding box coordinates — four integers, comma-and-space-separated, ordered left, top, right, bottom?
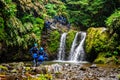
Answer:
0, 61, 120, 80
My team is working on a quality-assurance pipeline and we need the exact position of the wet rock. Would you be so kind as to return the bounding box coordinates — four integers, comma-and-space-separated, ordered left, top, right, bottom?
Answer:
80, 66, 87, 71
0, 75, 6, 80
25, 72, 32, 77
6, 74, 22, 80
71, 76, 80, 80
55, 72, 63, 79
0, 65, 8, 73
33, 67, 43, 74
0, 62, 120, 80
110, 75, 116, 78
46, 64, 63, 73
90, 64, 97, 68
42, 66, 47, 74
64, 64, 70, 67
11, 69, 18, 73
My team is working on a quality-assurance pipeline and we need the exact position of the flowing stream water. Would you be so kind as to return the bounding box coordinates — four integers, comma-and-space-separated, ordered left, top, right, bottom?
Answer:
58, 32, 86, 62
58, 33, 67, 60
69, 32, 79, 60
70, 32, 86, 61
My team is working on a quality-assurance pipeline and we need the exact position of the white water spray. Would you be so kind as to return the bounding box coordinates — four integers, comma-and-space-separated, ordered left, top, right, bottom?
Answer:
70, 32, 86, 61
58, 33, 67, 60
69, 32, 79, 60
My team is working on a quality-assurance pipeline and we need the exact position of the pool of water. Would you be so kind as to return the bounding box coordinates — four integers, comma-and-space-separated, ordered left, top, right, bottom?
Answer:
42, 60, 119, 68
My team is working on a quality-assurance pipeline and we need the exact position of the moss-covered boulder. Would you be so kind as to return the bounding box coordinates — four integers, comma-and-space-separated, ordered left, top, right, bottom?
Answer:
85, 27, 120, 64
66, 30, 77, 53
85, 27, 109, 62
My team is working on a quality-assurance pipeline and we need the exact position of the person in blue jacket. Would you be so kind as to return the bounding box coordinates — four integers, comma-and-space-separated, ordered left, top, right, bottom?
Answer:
37, 47, 48, 65
29, 43, 39, 66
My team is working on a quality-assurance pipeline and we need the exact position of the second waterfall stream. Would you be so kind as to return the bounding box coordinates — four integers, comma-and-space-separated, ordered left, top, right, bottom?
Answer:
70, 32, 86, 61
57, 32, 86, 62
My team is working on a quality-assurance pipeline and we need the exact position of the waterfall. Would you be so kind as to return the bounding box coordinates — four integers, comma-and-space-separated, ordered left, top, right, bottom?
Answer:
58, 33, 67, 60
69, 32, 79, 60
70, 32, 86, 61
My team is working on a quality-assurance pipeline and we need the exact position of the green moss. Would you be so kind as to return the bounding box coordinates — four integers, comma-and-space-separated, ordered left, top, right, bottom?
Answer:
94, 52, 120, 64
94, 53, 106, 64
85, 27, 110, 62
0, 65, 8, 71
47, 30, 60, 54
66, 30, 77, 53
117, 74, 120, 80
85, 27, 109, 54
0, 17, 5, 40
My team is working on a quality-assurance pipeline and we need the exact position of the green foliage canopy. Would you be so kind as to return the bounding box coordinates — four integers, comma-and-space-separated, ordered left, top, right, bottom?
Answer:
106, 10, 120, 35
66, 0, 116, 27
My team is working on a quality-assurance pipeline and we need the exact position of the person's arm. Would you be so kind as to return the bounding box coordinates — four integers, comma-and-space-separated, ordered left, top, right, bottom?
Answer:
44, 52, 48, 60
43, 51, 48, 57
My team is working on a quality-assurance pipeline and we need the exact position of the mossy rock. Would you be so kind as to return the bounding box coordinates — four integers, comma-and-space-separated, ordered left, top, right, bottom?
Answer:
94, 52, 106, 64
85, 27, 109, 53
85, 27, 109, 62
0, 65, 8, 71
47, 30, 61, 55
94, 52, 120, 64
66, 30, 77, 53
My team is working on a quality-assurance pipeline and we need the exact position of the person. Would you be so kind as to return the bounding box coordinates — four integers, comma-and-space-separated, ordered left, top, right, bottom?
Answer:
37, 47, 48, 65
29, 43, 39, 66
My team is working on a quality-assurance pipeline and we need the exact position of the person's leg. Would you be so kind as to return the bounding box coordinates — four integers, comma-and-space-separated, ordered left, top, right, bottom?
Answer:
33, 58, 36, 67
37, 60, 43, 66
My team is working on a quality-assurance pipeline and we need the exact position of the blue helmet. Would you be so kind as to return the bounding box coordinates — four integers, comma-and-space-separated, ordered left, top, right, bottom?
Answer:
34, 43, 38, 47
40, 47, 44, 51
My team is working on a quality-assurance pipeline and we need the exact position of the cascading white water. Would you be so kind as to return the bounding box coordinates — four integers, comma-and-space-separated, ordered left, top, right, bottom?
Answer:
58, 33, 67, 60
69, 32, 79, 60
70, 32, 86, 61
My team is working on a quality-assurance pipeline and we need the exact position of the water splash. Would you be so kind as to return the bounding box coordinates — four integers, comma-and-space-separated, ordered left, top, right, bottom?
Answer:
58, 33, 67, 60
69, 32, 79, 60
101, 27, 107, 33
70, 32, 86, 61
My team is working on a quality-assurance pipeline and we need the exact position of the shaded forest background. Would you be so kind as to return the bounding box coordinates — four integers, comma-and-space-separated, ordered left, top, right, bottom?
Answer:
0, 0, 120, 63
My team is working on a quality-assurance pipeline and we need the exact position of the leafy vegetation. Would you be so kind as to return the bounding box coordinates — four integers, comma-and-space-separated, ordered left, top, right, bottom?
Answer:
65, 0, 118, 27
23, 74, 52, 80
66, 30, 77, 53
106, 10, 120, 35
47, 30, 60, 55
